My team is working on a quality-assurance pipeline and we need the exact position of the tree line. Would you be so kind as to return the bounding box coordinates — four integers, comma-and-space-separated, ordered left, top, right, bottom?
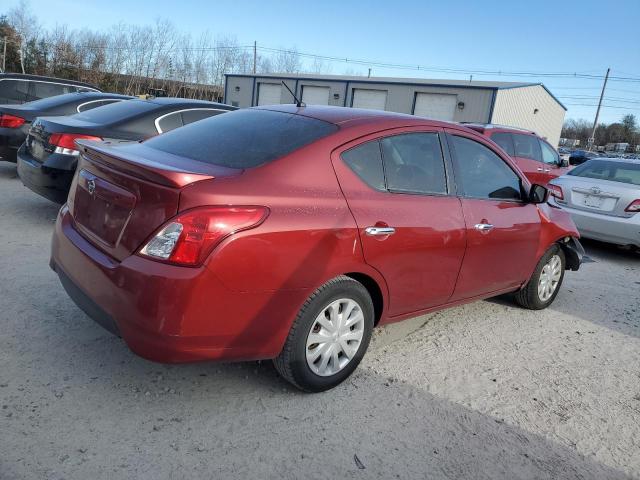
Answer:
561, 114, 639, 149
0, 1, 313, 99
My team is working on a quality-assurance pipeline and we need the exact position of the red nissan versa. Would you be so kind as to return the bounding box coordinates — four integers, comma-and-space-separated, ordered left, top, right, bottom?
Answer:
50, 106, 584, 392
463, 123, 570, 186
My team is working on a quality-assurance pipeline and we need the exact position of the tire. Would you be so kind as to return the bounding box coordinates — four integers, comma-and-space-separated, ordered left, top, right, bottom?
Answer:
514, 244, 566, 310
273, 276, 374, 392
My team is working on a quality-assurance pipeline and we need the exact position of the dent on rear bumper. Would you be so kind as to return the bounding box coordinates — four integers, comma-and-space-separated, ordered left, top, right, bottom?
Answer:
51, 207, 308, 363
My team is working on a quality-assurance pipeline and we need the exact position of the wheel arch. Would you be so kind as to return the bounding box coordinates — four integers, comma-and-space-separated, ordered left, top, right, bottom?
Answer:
344, 272, 385, 326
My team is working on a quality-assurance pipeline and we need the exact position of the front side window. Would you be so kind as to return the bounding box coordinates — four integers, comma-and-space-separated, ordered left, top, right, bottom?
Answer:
540, 140, 560, 165
451, 135, 522, 201
513, 133, 542, 162
490, 132, 514, 156
381, 133, 447, 194
342, 141, 385, 191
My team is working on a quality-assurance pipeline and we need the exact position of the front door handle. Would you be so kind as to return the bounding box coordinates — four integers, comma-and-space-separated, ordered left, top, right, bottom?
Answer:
544, 168, 551, 173
474, 223, 494, 232
365, 226, 396, 236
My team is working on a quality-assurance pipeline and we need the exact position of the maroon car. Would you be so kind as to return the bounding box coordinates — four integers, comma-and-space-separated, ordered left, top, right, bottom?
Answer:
51, 106, 583, 392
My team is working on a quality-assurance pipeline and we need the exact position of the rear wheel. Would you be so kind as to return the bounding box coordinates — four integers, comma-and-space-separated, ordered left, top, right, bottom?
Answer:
514, 245, 565, 310
273, 276, 374, 392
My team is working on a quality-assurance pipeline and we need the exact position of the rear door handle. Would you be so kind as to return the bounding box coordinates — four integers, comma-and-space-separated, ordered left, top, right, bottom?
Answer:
537, 167, 544, 171
474, 223, 494, 232
365, 226, 396, 236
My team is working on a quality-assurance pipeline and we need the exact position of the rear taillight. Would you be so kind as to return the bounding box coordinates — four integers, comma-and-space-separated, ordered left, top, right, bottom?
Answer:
139, 206, 269, 266
49, 133, 102, 156
0, 113, 25, 128
624, 199, 640, 213
548, 184, 564, 201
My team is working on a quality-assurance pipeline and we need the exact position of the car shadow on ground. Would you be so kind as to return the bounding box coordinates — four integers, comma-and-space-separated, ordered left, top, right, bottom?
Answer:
1, 306, 632, 480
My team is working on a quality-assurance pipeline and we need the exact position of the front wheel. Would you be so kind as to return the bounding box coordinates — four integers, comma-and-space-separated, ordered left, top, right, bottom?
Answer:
273, 276, 374, 392
514, 245, 566, 310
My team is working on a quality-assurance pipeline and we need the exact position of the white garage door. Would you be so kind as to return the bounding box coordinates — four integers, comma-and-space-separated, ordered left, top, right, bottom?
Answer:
352, 89, 387, 110
413, 93, 457, 121
257, 83, 282, 106
302, 85, 330, 105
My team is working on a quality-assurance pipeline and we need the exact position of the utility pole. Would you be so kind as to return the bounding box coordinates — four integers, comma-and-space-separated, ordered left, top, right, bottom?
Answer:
589, 67, 610, 151
253, 41, 257, 74
2, 37, 6, 73
367, 68, 371, 78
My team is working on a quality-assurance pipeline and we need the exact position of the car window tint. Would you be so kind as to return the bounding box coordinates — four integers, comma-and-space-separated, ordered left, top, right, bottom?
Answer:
490, 132, 514, 156
513, 134, 542, 162
181, 109, 224, 125
569, 160, 640, 185
540, 140, 559, 165
0, 79, 27, 103
33, 82, 73, 99
381, 133, 447, 194
146, 109, 338, 169
342, 140, 385, 191
156, 112, 183, 133
451, 135, 522, 201
74, 100, 158, 123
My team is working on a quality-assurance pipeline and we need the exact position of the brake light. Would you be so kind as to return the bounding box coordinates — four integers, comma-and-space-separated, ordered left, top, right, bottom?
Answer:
548, 184, 564, 201
139, 206, 269, 266
0, 113, 25, 128
624, 199, 640, 213
49, 133, 102, 156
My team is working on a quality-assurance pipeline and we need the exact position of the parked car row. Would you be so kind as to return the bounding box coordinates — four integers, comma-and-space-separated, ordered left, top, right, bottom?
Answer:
1, 74, 595, 392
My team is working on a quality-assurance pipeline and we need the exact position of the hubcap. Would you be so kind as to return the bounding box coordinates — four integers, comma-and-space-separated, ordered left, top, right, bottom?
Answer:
305, 298, 365, 377
538, 254, 562, 302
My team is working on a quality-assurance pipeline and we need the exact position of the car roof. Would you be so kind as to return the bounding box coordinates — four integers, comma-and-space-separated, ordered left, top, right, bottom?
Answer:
256, 104, 473, 132
0, 73, 100, 90
145, 97, 236, 109
461, 122, 537, 135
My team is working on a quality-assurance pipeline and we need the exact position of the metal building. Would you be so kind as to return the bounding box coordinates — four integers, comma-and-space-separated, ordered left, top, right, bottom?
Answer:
224, 73, 567, 146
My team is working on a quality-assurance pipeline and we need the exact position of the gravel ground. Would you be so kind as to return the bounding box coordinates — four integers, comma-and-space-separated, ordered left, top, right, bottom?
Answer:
0, 162, 639, 480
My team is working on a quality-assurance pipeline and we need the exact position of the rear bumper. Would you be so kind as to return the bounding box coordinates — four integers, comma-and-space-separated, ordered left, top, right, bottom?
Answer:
16, 144, 74, 204
0, 127, 27, 162
51, 206, 307, 363
551, 199, 640, 247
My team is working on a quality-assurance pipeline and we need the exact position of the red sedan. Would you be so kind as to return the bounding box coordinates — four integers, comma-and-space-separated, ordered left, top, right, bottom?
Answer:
50, 105, 584, 392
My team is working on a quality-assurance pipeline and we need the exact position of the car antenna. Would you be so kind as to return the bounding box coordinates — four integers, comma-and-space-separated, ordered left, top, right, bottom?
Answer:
282, 81, 305, 108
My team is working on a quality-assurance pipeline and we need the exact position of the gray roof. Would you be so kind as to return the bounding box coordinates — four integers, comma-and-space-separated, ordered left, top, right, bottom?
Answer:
225, 72, 536, 90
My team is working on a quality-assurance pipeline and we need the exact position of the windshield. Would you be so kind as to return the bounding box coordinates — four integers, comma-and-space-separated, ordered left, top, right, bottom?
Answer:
72, 99, 156, 124
568, 160, 640, 185
144, 109, 339, 169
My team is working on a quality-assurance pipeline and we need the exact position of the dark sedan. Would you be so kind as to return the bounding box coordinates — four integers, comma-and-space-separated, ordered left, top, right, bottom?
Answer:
569, 149, 598, 166
17, 98, 236, 203
0, 92, 133, 163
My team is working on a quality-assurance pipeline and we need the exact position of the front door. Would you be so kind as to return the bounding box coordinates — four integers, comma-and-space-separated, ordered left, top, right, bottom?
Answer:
332, 128, 466, 317
445, 130, 541, 300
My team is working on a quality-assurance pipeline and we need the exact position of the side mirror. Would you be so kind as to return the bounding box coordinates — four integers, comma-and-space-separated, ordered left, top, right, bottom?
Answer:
560, 157, 569, 167
529, 184, 548, 204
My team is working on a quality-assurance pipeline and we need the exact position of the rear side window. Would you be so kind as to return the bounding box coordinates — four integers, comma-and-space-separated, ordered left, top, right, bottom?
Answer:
451, 135, 522, 201
74, 100, 158, 123
513, 134, 542, 162
381, 133, 447, 194
342, 141, 385, 191
146, 109, 338, 168
156, 112, 183, 133
490, 132, 514, 156
77, 99, 122, 112
181, 109, 224, 125
32, 81, 72, 99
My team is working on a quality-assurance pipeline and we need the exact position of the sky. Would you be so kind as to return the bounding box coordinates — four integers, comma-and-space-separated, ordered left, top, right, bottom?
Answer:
4, 0, 640, 124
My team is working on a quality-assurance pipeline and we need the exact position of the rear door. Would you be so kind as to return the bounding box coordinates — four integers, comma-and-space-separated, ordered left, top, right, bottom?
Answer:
332, 127, 466, 316
512, 133, 545, 185
446, 129, 541, 300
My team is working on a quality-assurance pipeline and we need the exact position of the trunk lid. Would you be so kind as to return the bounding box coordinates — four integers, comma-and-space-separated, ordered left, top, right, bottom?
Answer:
561, 176, 640, 217
25, 116, 103, 163
68, 142, 242, 261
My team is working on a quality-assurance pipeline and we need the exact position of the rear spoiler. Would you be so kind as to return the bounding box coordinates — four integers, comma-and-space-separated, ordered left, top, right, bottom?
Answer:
76, 141, 240, 188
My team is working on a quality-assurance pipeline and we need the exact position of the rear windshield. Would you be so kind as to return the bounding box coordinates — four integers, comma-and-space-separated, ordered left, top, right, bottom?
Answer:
144, 109, 338, 169
14, 93, 81, 110
73, 99, 156, 123
568, 160, 640, 185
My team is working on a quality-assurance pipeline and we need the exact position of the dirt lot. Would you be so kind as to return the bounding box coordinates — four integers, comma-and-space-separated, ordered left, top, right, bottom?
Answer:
0, 162, 639, 480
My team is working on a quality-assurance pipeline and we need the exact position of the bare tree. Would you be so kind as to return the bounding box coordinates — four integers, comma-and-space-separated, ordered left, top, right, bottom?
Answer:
7, 0, 38, 73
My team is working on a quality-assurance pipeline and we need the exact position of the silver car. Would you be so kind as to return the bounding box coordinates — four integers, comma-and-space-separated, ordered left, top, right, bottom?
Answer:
548, 158, 640, 248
